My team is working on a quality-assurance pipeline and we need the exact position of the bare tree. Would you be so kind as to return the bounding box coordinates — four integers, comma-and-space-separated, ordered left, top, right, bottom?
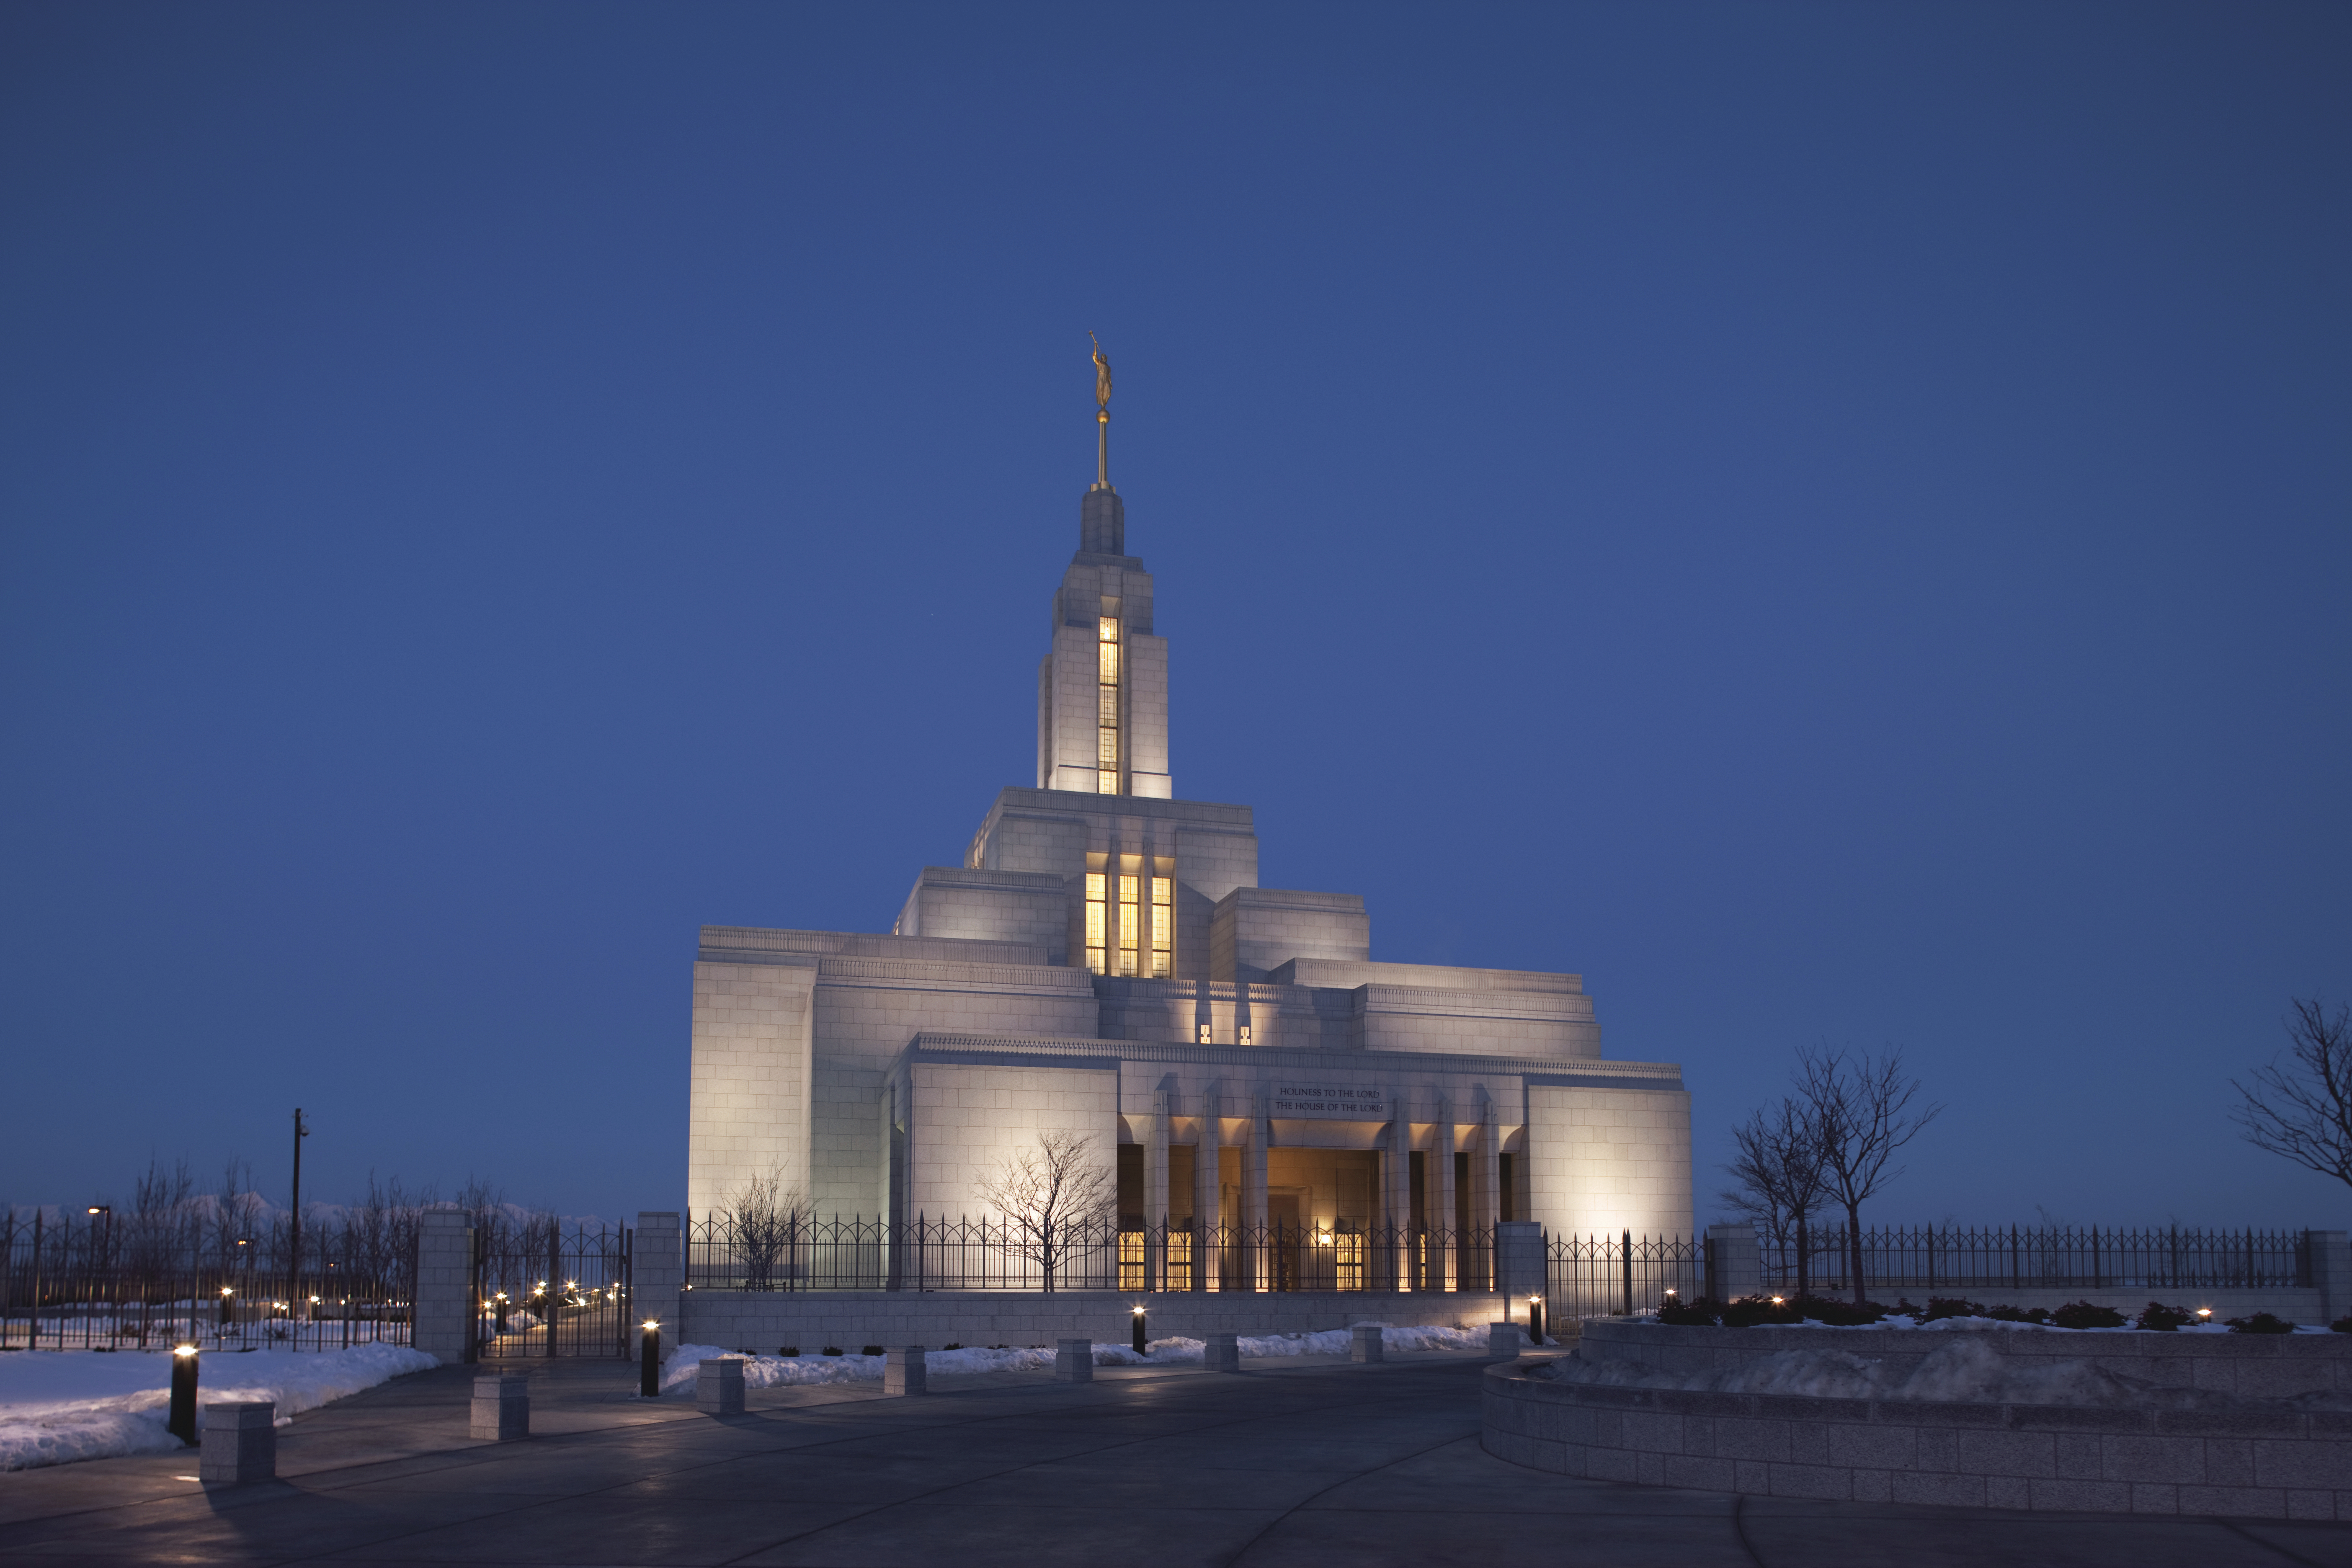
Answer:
210, 1160, 266, 1273
1800, 1047, 1942, 1305
977, 1130, 1117, 1293
723, 1167, 813, 1291
2232, 998, 2352, 1188
1719, 1096, 1829, 1297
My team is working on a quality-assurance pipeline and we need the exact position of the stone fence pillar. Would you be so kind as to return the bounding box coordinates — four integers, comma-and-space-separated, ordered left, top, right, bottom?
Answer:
414, 1212, 475, 1364
1705, 1222, 1762, 1304
635, 1212, 682, 1354
1055, 1337, 1094, 1382
2308, 1230, 2351, 1325
1496, 1220, 1545, 1309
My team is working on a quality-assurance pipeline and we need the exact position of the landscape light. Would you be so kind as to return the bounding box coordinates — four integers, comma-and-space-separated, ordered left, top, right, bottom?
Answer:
174, 1343, 198, 1359
221, 1287, 233, 1297
1770, 1296, 1785, 1306
643, 1320, 660, 1332
88, 1205, 108, 1216
1664, 1289, 1678, 1298
2197, 1308, 2213, 1321
1132, 1305, 1145, 1316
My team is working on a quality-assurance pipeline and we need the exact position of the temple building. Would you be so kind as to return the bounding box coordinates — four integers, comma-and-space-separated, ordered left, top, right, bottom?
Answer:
686, 364, 1692, 1262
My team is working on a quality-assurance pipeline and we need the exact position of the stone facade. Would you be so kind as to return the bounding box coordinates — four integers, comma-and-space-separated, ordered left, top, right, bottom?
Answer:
684, 456, 1694, 1251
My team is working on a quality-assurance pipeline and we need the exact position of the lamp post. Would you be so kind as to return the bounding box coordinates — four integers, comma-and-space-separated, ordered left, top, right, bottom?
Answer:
87, 1207, 113, 1345
1131, 1304, 1147, 1356
286, 1111, 311, 1336
640, 1320, 661, 1398
168, 1344, 199, 1446
218, 1286, 233, 1329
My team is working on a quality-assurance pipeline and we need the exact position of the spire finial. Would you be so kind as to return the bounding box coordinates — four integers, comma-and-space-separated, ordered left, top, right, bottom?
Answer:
1090, 333, 1113, 491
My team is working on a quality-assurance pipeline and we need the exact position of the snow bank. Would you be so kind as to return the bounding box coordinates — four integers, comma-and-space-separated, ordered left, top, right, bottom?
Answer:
1635, 1313, 2324, 1335
659, 1322, 1491, 1392
1544, 1336, 2346, 1409
0, 1344, 440, 1471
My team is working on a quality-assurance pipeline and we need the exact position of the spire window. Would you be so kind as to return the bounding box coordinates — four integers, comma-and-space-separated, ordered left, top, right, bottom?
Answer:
1096, 615, 1121, 794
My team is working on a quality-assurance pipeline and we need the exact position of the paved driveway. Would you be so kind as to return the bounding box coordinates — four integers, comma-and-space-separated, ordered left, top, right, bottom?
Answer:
3, 1353, 2349, 1565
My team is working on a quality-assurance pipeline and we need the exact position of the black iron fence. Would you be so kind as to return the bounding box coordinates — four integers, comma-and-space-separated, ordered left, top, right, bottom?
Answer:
1546, 1231, 1705, 1318
0, 1211, 413, 1351
475, 1222, 632, 1359
685, 1215, 1502, 1294
1758, 1224, 2310, 1298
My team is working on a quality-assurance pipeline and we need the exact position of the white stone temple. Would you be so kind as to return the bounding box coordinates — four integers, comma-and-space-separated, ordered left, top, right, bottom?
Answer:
686, 376, 1692, 1253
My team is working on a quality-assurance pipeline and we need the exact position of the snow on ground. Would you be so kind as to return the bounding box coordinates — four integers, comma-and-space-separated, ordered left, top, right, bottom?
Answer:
660, 1323, 1492, 1393
1545, 1335, 2352, 1410
1630, 1313, 2327, 1334
0, 1344, 439, 1471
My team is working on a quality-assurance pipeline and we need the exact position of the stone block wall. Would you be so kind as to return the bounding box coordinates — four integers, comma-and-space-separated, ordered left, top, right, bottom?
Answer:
1578, 1318, 2352, 1400
681, 1287, 1510, 1352
1483, 1363, 2352, 1518
1524, 1084, 1693, 1240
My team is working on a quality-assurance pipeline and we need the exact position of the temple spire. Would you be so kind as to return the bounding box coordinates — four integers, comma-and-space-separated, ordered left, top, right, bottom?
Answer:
1090, 333, 1113, 492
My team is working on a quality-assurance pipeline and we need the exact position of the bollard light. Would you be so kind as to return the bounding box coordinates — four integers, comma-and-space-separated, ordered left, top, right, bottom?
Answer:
168, 1345, 199, 1446
640, 1320, 661, 1398
218, 1287, 234, 1328
2197, 1308, 2213, 1322
1131, 1304, 1147, 1356
1529, 1294, 1546, 1346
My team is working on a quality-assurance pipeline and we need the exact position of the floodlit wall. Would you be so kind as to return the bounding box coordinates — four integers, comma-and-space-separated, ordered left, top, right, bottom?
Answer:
1523, 1083, 1694, 1241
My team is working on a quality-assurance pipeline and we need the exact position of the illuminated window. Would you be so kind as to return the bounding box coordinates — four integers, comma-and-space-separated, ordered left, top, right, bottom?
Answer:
1096, 616, 1121, 794
1118, 874, 1140, 976
1150, 876, 1172, 978
1237, 1025, 1253, 1046
1197, 1022, 1213, 1044
1084, 873, 1107, 974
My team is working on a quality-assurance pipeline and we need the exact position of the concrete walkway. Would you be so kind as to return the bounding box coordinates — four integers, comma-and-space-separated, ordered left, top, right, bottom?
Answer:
4, 1353, 2351, 1565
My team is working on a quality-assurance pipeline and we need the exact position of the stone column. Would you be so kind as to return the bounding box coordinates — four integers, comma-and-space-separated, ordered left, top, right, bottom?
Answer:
2307, 1230, 2352, 1325
634, 1212, 683, 1351
1146, 1089, 1171, 1292
413, 1211, 474, 1364
1194, 1089, 1222, 1292
1385, 1099, 1413, 1292
1474, 1100, 1501, 1231
1241, 1096, 1269, 1292
1433, 1097, 1458, 1292
1705, 1221, 1762, 1305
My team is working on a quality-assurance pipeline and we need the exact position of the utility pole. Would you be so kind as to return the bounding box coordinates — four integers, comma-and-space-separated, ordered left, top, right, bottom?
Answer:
289, 1109, 310, 1311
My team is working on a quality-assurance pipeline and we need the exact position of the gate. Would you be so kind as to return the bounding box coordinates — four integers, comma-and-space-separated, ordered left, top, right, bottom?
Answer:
474, 1222, 632, 1359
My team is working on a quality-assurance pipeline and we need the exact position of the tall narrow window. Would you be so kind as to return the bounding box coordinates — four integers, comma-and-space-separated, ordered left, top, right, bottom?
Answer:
1150, 876, 1172, 978
1117, 874, 1140, 976
1096, 616, 1120, 794
1084, 873, 1107, 974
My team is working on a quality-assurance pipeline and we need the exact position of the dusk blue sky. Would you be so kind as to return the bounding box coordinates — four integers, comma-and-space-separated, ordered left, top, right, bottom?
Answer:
3, 3, 2346, 1230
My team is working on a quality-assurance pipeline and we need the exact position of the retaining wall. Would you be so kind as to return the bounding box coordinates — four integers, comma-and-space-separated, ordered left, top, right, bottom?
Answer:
1483, 1360, 2352, 1518
1580, 1317, 2352, 1401
680, 1289, 1509, 1351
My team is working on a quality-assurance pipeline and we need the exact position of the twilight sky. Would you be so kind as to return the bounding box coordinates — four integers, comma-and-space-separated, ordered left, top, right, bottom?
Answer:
3, 2, 2346, 1230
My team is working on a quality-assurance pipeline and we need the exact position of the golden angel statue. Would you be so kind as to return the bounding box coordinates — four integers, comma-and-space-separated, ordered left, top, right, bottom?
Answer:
1091, 333, 1112, 409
